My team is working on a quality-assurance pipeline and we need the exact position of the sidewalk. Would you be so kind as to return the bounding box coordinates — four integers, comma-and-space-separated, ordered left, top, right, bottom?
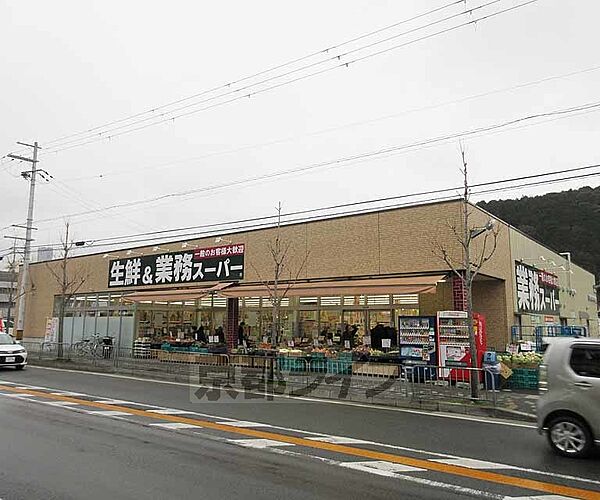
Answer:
26, 356, 539, 422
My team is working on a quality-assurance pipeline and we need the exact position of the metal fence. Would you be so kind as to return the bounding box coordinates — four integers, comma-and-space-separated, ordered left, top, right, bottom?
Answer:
22, 342, 498, 408
511, 325, 588, 352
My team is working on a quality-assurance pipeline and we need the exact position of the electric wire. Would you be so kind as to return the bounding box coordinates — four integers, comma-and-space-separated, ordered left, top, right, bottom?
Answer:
18, 163, 600, 254
60, 61, 600, 184
21, 1, 466, 155
26, 97, 600, 227
40, 0, 536, 155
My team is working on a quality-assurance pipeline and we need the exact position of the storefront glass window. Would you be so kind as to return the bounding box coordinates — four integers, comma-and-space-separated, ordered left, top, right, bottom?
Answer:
85, 294, 97, 308
109, 293, 123, 307
366, 295, 390, 306
320, 296, 341, 307
97, 294, 109, 308
299, 297, 318, 306
298, 310, 318, 338
369, 310, 392, 329
393, 294, 419, 305
319, 310, 341, 340
343, 310, 366, 345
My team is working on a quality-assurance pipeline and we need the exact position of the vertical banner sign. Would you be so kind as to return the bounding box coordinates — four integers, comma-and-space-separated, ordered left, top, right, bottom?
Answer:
44, 317, 59, 343
515, 261, 560, 315
108, 244, 245, 288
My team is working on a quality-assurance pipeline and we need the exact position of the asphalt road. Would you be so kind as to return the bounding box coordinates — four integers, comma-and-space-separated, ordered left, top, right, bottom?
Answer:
0, 366, 598, 500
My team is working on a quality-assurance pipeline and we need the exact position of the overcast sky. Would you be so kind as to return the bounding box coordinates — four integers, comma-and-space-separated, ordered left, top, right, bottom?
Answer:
1, 0, 599, 261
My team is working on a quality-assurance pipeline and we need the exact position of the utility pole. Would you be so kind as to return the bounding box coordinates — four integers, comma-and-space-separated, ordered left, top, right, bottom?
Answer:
8, 141, 40, 339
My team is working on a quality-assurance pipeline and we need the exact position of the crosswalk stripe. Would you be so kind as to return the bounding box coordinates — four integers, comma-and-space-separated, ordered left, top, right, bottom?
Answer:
340, 460, 426, 476
228, 438, 294, 449
431, 458, 515, 470
307, 436, 369, 444
505, 496, 576, 499
146, 409, 196, 415
85, 410, 131, 417
215, 420, 268, 428
149, 422, 200, 430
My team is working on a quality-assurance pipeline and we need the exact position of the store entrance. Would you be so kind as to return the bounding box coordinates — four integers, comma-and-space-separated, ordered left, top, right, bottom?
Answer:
342, 310, 366, 346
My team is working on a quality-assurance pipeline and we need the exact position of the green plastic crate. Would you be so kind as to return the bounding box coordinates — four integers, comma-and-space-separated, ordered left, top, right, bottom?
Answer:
508, 368, 539, 389
310, 358, 327, 372
277, 356, 307, 372
327, 359, 352, 375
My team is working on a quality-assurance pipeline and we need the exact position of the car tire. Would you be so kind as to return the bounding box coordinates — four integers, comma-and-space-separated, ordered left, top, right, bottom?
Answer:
547, 415, 593, 458
14, 365, 25, 371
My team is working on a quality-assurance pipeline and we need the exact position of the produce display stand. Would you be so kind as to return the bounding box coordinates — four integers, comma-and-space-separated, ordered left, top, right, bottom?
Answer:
352, 362, 399, 378
157, 350, 229, 365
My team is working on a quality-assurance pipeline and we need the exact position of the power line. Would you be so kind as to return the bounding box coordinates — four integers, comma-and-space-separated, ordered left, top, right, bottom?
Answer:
24, 163, 600, 254
41, 0, 535, 155
24, 1, 465, 155
25, 97, 600, 226
60, 61, 600, 184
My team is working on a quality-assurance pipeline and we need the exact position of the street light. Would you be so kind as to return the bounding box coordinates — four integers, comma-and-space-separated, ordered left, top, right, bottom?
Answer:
469, 219, 495, 240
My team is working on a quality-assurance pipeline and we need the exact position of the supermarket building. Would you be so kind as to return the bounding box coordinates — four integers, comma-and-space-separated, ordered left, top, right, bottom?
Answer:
16, 199, 598, 349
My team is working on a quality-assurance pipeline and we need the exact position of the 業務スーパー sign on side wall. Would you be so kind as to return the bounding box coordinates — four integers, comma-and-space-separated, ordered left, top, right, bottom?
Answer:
108, 244, 245, 288
515, 261, 560, 316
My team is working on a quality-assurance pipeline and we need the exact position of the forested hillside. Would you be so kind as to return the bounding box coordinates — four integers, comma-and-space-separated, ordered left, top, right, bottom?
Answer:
478, 186, 600, 281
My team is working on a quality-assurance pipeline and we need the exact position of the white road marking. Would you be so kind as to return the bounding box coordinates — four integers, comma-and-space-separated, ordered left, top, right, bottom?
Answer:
93, 399, 131, 405
505, 496, 576, 499
146, 408, 196, 415
215, 420, 268, 428
20, 367, 537, 428
306, 436, 369, 444
229, 438, 295, 449
432, 458, 515, 470
50, 391, 86, 397
340, 460, 425, 476
43, 401, 80, 407
267, 447, 506, 500
4, 377, 599, 489
85, 410, 132, 417
149, 422, 200, 430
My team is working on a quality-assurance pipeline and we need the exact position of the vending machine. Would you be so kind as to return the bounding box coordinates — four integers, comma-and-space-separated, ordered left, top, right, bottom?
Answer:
436, 311, 487, 381
397, 316, 437, 365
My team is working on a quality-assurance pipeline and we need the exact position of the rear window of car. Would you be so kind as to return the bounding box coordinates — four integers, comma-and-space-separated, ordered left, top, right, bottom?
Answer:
570, 346, 600, 378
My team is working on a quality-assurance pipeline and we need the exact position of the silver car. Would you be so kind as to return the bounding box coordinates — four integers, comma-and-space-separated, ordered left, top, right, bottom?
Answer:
537, 337, 600, 458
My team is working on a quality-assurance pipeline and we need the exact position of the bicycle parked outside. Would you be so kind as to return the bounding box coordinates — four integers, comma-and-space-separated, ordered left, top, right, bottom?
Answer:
73, 334, 113, 358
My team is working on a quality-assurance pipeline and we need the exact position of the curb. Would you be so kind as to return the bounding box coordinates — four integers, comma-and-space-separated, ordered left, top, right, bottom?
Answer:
26, 359, 537, 423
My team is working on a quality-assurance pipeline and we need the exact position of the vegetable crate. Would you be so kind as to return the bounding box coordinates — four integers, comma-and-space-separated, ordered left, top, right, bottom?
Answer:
327, 359, 352, 375
310, 358, 327, 373
508, 368, 539, 389
277, 356, 307, 372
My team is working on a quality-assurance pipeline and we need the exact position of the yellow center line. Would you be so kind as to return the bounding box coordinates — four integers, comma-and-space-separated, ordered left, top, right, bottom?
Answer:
2, 384, 598, 500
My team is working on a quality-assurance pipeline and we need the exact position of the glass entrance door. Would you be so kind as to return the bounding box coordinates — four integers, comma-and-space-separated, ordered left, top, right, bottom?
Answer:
342, 310, 367, 346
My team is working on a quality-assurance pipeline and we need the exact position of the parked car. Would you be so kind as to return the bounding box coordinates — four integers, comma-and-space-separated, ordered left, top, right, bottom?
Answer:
0, 333, 28, 370
537, 337, 600, 458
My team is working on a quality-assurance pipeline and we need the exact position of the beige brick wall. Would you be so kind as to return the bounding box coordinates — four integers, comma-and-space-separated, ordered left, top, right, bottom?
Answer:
18, 200, 516, 343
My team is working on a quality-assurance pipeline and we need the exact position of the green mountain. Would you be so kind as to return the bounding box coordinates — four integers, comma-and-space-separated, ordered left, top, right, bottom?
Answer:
478, 186, 600, 281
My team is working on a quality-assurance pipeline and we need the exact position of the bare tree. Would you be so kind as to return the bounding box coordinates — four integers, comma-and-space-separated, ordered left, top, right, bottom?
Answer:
251, 202, 309, 346
432, 147, 499, 399
45, 222, 89, 358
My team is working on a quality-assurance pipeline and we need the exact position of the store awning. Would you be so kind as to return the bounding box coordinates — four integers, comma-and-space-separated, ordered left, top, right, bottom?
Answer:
122, 282, 234, 303
218, 274, 446, 298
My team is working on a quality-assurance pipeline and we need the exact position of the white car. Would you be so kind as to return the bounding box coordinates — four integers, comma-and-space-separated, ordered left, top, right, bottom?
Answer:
0, 333, 28, 370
